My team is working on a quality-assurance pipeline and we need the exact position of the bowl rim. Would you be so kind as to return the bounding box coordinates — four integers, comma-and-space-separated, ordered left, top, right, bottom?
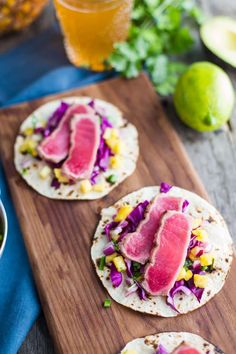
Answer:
0, 200, 8, 258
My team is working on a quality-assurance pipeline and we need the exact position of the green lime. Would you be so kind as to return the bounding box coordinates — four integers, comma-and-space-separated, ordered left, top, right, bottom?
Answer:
174, 62, 235, 132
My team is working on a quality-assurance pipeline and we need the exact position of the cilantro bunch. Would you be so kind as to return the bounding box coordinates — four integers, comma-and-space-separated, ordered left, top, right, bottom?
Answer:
108, 0, 203, 96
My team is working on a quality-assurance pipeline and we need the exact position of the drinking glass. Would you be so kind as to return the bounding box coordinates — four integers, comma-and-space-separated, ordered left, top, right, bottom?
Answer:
54, 0, 133, 71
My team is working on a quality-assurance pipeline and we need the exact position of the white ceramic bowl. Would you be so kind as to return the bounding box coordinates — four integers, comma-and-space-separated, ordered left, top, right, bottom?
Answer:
0, 200, 7, 258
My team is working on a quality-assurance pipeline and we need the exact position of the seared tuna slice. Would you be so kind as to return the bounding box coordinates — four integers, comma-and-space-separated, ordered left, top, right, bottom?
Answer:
142, 211, 192, 296
38, 104, 94, 163
171, 343, 201, 354
62, 114, 100, 180
120, 196, 184, 264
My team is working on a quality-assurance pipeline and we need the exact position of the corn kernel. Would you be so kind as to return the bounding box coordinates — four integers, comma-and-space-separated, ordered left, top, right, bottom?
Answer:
113, 256, 127, 272
105, 253, 118, 264
23, 127, 34, 136
54, 169, 69, 183
80, 179, 92, 193
192, 229, 208, 242
176, 267, 186, 281
200, 254, 214, 267
39, 166, 51, 179
110, 155, 122, 169
184, 269, 193, 281
194, 274, 208, 288
192, 218, 202, 229
114, 204, 133, 222
123, 350, 137, 354
93, 183, 105, 192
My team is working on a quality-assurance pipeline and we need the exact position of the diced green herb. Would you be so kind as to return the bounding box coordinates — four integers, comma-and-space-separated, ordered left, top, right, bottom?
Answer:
201, 266, 208, 271
107, 0, 203, 96
113, 241, 120, 252
133, 261, 141, 271
201, 258, 215, 273
21, 168, 28, 175
103, 299, 111, 308
99, 256, 106, 271
184, 258, 193, 270
106, 174, 117, 185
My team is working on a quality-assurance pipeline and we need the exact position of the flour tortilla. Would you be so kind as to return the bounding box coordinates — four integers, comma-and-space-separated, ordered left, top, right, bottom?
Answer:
91, 186, 233, 317
120, 331, 224, 353
14, 97, 139, 200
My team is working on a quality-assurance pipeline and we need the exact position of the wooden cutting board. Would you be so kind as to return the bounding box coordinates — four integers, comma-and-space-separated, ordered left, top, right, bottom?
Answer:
0, 74, 235, 354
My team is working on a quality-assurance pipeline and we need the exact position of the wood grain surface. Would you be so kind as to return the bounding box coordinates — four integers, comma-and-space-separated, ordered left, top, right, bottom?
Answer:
0, 74, 235, 354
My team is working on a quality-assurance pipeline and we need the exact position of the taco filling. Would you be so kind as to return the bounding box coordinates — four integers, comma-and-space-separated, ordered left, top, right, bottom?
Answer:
17, 98, 134, 197
98, 183, 216, 312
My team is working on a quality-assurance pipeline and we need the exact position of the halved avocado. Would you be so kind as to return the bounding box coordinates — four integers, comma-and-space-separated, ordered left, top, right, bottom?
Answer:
200, 16, 236, 68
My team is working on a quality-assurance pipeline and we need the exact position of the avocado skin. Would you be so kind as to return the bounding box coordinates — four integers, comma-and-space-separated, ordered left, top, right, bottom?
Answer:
200, 39, 236, 72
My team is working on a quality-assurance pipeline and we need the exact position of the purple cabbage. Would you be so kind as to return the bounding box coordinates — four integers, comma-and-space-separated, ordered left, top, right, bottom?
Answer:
35, 101, 69, 138
187, 278, 204, 302
110, 264, 122, 288
125, 259, 133, 278
91, 114, 113, 184
51, 177, 61, 190
156, 344, 169, 354
104, 221, 119, 240
104, 200, 149, 242
160, 182, 172, 193
182, 199, 189, 212
167, 280, 192, 312
103, 242, 116, 256
125, 283, 138, 297
136, 281, 148, 300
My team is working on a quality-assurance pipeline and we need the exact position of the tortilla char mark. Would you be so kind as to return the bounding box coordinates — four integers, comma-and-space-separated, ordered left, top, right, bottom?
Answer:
38, 104, 94, 163
171, 343, 201, 354
120, 196, 184, 264
142, 211, 192, 296
62, 114, 100, 180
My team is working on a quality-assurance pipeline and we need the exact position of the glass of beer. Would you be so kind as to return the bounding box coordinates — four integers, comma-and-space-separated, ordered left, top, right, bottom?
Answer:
53, 0, 133, 71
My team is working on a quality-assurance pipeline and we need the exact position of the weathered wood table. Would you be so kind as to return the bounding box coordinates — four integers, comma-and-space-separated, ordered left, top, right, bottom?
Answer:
1, 0, 235, 353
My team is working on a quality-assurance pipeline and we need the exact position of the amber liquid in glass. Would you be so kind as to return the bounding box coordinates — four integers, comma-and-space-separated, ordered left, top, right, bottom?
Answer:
54, 0, 132, 70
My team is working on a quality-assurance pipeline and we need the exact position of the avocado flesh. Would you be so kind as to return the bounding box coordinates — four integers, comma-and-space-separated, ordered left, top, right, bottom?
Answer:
200, 17, 236, 68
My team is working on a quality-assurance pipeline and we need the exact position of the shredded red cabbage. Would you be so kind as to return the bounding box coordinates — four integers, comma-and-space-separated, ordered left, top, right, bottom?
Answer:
110, 264, 122, 288
118, 200, 149, 242
103, 242, 116, 256
136, 282, 148, 300
125, 283, 138, 297
160, 182, 172, 193
182, 199, 189, 212
187, 278, 204, 302
104, 201, 149, 242
125, 259, 133, 278
156, 344, 169, 354
35, 101, 69, 138
51, 177, 60, 190
167, 280, 192, 312
90, 111, 113, 184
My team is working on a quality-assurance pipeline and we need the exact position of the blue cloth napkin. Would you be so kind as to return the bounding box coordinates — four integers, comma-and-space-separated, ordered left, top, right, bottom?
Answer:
0, 25, 115, 354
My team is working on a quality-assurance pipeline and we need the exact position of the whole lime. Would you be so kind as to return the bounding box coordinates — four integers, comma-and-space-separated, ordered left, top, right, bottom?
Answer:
174, 62, 235, 132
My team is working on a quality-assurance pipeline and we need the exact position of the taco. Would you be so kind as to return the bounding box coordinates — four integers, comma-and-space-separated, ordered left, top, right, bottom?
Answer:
120, 331, 224, 353
91, 185, 233, 317
14, 97, 139, 199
